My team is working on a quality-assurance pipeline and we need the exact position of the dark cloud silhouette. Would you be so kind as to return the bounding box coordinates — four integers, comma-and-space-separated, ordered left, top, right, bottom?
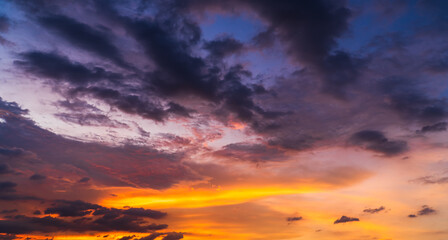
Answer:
0, 199, 168, 234
136, 232, 183, 240
334, 216, 359, 224
29, 174, 46, 181
0, 147, 27, 158
0, 97, 28, 115
418, 205, 436, 216
44, 200, 102, 217
118, 236, 135, 240
0, 215, 167, 234
0, 209, 17, 215
350, 130, 408, 156
0, 182, 17, 193
0, 164, 13, 175
363, 206, 385, 214
407, 205, 437, 218
378, 77, 448, 123
204, 36, 244, 60
78, 177, 90, 183
419, 122, 447, 133
15, 51, 123, 86
286, 216, 303, 222
38, 14, 131, 69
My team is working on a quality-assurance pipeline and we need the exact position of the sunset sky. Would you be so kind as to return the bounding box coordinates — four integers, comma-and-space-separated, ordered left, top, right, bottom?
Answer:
1, 0, 448, 239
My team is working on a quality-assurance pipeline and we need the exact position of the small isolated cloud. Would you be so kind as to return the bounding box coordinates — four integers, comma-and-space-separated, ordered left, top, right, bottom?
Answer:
363, 206, 386, 214
408, 205, 437, 218
418, 205, 437, 216
29, 174, 46, 181
286, 216, 303, 222
334, 216, 359, 224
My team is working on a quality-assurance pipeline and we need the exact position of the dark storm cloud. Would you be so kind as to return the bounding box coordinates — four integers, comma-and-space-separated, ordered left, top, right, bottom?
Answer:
0, 199, 168, 234
72, 86, 194, 122
171, 0, 360, 98
0, 164, 13, 175
378, 77, 448, 123
0, 182, 17, 193
93, 207, 167, 219
0, 147, 27, 158
334, 216, 359, 224
37, 14, 131, 69
204, 36, 244, 60
363, 206, 385, 214
78, 177, 90, 183
418, 122, 447, 133
15, 51, 123, 86
29, 174, 46, 181
213, 142, 287, 163
350, 130, 408, 156
0, 215, 167, 234
0, 97, 28, 115
0, 209, 17, 215
44, 200, 102, 217
11, 0, 285, 126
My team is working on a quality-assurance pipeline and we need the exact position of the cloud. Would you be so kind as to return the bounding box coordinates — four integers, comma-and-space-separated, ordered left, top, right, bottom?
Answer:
363, 206, 385, 214
418, 205, 436, 216
0, 164, 13, 175
29, 174, 46, 181
204, 36, 244, 60
286, 216, 303, 222
15, 51, 123, 86
136, 232, 183, 240
411, 175, 448, 184
334, 216, 359, 224
407, 205, 437, 218
418, 122, 447, 133
213, 142, 287, 163
78, 177, 90, 183
0, 200, 168, 235
349, 130, 408, 156
0, 209, 17, 215
0, 97, 28, 115
0, 98, 200, 189
0, 215, 167, 234
0, 182, 17, 193
37, 14, 131, 69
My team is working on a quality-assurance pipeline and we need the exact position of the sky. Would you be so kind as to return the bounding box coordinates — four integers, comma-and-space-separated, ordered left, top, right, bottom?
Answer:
0, 0, 448, 239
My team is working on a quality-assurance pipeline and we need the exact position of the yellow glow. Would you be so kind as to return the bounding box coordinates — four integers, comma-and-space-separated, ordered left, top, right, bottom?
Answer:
100, 183, 333, 209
